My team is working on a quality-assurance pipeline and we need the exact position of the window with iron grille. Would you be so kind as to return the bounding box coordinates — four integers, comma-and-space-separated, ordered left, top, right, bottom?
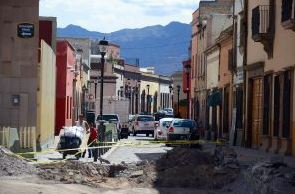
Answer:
273, 76, 280, 137
252, 5, 270, 37
283, 71, 291, 138
263, 75, 271, 135
282, 0, 294, 22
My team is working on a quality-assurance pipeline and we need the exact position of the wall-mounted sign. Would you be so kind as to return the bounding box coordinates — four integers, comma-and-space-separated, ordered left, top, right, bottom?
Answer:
18, 23, 34, 38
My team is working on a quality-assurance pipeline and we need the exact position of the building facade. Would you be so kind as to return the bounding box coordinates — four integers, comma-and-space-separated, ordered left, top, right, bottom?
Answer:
191, 0, 233, 132
244, 0, 295, 156
55, 40, 75, 135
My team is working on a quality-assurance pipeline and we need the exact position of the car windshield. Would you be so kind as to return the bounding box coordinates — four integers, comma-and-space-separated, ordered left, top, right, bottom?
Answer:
137, 116, 154, 122
97, 115, 118, 121
173, 120, 196, 128
162, 121, 172, 127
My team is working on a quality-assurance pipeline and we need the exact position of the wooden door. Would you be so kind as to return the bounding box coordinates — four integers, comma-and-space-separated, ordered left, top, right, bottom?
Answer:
252, 78, 263, 148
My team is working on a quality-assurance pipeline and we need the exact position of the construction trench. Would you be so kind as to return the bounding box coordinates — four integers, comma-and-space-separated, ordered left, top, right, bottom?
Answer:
1, 145, 295, 194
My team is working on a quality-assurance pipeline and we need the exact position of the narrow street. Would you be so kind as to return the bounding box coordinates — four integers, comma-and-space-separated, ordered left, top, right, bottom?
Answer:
105, 135, 172, 164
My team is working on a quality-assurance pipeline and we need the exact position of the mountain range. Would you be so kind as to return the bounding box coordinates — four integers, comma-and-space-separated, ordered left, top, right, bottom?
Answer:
57, 22, 191, 75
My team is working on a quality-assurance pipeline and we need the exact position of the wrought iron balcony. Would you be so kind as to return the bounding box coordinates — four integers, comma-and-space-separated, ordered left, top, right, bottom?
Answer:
282, 0, 295, 31
252, 5, 271, 41
252, 5, 274, 58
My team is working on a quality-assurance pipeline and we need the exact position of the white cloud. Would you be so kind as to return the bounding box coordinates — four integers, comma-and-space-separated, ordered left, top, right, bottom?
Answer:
40, 0, 199, 32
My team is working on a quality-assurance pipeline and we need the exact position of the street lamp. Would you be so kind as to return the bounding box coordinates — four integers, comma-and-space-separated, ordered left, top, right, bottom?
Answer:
177, 85, 180, 117
184, 64, 191, 119
82, 85, 87, 117
135, 80, 140, 114
146, 84, 150, 114
169, 85, 173, 108
97, 38, 108, 160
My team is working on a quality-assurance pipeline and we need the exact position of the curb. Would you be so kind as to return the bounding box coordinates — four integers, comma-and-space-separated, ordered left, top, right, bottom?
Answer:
102, 143, 120, 160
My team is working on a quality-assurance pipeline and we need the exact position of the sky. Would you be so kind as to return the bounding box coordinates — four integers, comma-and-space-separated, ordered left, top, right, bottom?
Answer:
40, 0, 199, 33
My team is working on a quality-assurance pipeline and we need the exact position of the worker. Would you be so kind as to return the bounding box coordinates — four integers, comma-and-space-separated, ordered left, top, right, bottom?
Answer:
87, 122, 98, 158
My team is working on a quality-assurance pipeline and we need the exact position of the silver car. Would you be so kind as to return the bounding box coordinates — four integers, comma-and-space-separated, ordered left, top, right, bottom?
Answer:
130, 115, 155, 137
167, 119, 199, 141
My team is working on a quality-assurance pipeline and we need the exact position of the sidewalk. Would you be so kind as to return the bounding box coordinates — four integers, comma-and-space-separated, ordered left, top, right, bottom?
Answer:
233, 146, 295, 168
203, 142, 295, 168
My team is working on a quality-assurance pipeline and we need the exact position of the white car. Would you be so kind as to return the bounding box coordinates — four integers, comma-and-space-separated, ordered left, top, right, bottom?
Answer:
154, 118, 174, 140
167, 119, 199, 141
130, 115, 155, 137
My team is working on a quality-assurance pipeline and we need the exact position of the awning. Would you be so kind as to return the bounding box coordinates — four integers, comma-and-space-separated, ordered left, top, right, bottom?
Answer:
207, 90, 221, 107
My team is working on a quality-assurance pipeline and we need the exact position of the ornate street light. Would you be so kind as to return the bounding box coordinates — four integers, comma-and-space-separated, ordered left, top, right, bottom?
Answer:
177, 85, 181, 117
184, 64, 191, 119
169, 85, 173, 109
146, 84, 150, 114
97, 38, 108, 161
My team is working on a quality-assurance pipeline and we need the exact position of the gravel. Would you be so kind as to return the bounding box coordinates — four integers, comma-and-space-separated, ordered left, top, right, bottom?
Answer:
0, 146, 38, 176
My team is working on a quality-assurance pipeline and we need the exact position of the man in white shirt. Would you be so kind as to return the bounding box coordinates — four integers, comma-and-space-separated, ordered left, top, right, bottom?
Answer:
76, 114, 89, 132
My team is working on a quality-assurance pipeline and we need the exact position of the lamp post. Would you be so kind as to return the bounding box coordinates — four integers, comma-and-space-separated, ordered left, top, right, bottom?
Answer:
146, 84, 150, 114
169, 85, 173, 108
135, 80, 140, 114
97, 38, 108, 160
177, 85, 180, 117
184, 64, 191, 119
82, 85, 87, 117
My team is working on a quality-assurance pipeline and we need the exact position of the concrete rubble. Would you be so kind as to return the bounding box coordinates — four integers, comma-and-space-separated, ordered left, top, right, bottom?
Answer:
2, 145, 295, 193
244, 156, 295, 194
0, 146, 38, 176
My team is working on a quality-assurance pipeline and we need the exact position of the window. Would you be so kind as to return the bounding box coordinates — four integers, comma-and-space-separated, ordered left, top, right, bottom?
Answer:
283, 71, 291, 138
281, 0, 294, 22
273, 76, 280, 137
137, 116, 154, 122
66, 96, 69, 119
263, 75, 271, 135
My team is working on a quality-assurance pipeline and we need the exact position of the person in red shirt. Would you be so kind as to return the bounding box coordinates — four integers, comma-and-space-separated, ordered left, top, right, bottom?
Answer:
87, 122, 98, 158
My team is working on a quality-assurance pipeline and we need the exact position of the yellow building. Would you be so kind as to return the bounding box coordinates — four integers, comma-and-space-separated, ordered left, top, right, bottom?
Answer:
140, 71, 160, 114
37, 40, 56, 149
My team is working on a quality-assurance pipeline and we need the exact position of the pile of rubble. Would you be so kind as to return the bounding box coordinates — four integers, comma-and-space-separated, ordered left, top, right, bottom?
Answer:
0, 146, 37, 176
244, 157, 295, 194
116, 146, 240, 189
37, 161, 126, 186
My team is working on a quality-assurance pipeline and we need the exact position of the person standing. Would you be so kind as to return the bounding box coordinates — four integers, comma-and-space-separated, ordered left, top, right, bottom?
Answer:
76, 114, 90, 132
87, 122, 98, 158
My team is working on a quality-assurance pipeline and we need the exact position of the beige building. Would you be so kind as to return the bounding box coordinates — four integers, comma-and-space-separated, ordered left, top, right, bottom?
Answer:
190, 0, 233, 130
0, 0, 56, 151
244, 0, 295, 156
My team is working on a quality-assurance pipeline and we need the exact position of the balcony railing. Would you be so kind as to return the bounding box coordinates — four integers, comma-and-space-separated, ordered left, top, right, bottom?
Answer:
252, 5, 271, 41
282, 0, 295, 30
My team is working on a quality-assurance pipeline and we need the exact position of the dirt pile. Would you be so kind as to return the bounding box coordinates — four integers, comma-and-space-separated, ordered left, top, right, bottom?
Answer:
244, 157, 295, 194
37, 146, 240, 190
0, 146, 38, 176
116, 146, 240, 189
38, 161, 126, 186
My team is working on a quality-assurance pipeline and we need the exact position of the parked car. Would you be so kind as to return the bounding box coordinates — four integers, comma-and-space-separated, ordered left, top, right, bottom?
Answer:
96, 114, 127, 139
167, 119, 199, 141
163, 108, 174, 116
154, 118, 174, 140
130, 115, 155, 137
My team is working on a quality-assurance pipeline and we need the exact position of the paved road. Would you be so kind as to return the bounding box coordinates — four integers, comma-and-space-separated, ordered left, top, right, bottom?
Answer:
36, 134, 170, 164
105, 134, 172, 164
